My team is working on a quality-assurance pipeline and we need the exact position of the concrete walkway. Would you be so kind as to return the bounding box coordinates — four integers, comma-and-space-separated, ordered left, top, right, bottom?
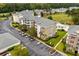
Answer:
53, 33, 68, 56
55, 49, 67, 56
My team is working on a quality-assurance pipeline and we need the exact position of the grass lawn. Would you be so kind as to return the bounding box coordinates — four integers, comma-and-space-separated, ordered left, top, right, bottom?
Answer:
56, 42, 64, 52
48, 13, 74, 25
56, 42, 74, 56
0, 13, 10, 22
9, 45, 29, 56
0, 17, 7, 21
46, 30, 66, 47
0, 13, 10, 16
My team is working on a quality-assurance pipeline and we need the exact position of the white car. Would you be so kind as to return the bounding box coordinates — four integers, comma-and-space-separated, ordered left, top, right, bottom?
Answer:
37, 42, 41, 45
25, 36, 28, 38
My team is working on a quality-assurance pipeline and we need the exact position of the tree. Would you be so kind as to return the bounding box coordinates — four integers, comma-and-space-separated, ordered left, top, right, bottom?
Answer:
34, 11, 37, 16
65, 9, 79, 24
17, 24, 27, 32
27, 26, 37, 37
1, 3, 79, 13
40, 12, 44, 17
21, 24, 27, 32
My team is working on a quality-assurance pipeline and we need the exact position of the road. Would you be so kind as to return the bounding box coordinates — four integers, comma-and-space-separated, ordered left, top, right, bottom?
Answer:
0, 19, 63, 56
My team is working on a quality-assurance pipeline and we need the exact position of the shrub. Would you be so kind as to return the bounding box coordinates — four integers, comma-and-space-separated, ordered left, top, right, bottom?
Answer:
48, 16, 52, 20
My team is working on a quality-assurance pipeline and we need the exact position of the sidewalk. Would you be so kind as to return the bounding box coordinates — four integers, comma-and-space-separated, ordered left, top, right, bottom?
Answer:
54, 33, 68, 49
55, 49, 67, 56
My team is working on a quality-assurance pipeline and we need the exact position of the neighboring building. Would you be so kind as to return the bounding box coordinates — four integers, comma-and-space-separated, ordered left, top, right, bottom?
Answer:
66, 32, 79, 53
51, 9, 56, 13
56, 23, 69, 31
51, 8, 68, 13
12, 10, 35, 28
12, 10, 57, 40
0, 33, 20, 53
55, 8, 68, 12
34, 9, 43, 17
51, 7, 79, 13
66, 26, 79, 53
69, 7, 79, 11
12, 13, 22, 23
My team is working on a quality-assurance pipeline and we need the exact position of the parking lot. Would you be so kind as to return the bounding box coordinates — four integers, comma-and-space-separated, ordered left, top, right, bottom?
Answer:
16, 29, 63, 56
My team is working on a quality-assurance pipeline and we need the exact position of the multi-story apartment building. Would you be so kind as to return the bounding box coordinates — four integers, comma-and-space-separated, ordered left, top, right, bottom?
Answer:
66, 30, 79, 53
12, 10, 35, 27
12, 10, 57, 40
34, 16, 56, 40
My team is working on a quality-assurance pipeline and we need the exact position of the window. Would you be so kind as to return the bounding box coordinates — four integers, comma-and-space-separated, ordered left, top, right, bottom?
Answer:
70, 40, 74, 43
77, 43, 79, 45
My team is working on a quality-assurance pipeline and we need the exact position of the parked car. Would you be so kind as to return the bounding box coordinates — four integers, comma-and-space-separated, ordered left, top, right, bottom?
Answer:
37, 42, 41, 45
30, 38, 35, 41
25, 36, 28, 38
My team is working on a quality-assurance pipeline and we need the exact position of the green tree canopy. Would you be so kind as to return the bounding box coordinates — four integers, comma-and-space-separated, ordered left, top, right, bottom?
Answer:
66, 9, 79, 24
27, 26, 37, 37
0, 3, 79, 13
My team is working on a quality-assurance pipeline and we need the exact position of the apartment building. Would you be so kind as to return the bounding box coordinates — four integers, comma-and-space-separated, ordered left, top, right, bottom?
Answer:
66, 30, 79, 53
69, 7, 79, 11
34, 16, 56, 40
12, 10, 35, 28
12, 10, 57, 40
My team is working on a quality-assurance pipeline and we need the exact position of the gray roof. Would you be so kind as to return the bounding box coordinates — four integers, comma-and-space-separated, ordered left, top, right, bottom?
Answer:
34, 10, 43, 14
16, 10, 56, 27
68, 25, 79, 34
18, 10, 34, 21
34, 16, 56, 27
0, 33, 20, 53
